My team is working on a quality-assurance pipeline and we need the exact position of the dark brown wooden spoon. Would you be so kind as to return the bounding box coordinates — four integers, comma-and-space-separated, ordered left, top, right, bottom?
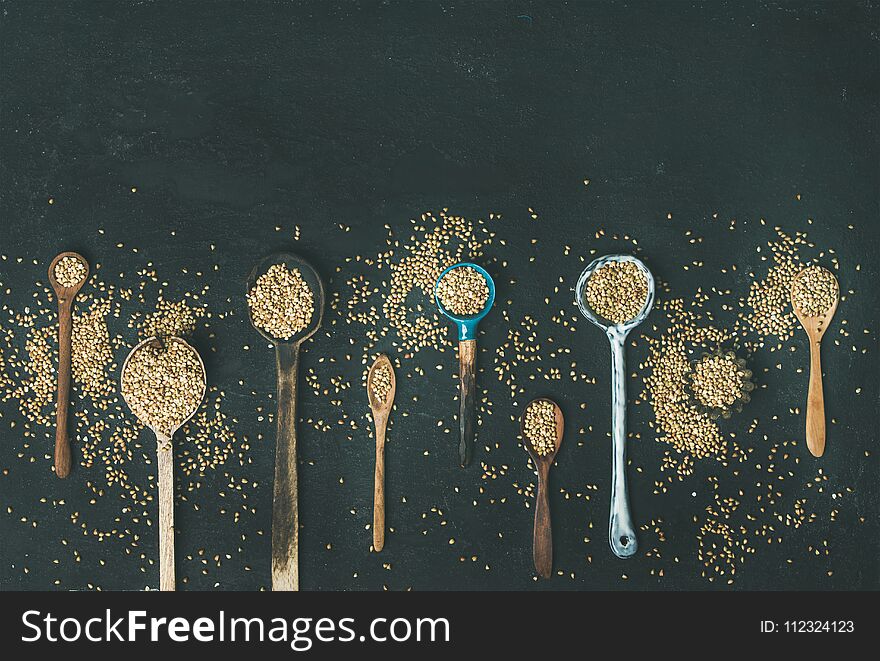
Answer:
246, 252, 324, 591
47, 251, 89, 478
521, 398, 564, 579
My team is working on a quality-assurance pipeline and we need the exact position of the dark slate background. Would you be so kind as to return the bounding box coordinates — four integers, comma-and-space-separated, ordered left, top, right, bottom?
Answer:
0, 1, 877, 591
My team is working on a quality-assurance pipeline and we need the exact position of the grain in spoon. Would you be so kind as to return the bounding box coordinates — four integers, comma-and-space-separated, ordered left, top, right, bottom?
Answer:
121, 336, 206, 591
521, 398, 564, 579
246, 253, 324, 591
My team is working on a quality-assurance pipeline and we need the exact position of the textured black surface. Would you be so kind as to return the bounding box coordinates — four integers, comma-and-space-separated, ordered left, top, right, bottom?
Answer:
0, 1, 877, 591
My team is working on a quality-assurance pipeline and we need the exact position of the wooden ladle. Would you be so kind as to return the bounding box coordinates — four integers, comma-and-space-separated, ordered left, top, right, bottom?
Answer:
246, 253, 324, 591
521, 398, 564, 579
47, 251, 89, 479
791, 268, 839, 458
366, 354, 396, 552
121, 336, 206, 591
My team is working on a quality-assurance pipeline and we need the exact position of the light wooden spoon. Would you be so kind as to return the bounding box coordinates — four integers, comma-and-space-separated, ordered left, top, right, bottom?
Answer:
47, 251, 89, 479
521, 398, 564, 579
366, 354, 395, 552
121, 336, 206, 591
791, 267, 839, 458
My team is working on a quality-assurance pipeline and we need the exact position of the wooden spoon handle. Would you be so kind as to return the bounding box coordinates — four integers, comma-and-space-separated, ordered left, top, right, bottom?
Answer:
806, 339, 826, 457
156, 433, 175, 591
533, 464, 552, 579
55, 300, 73, 477
372, 416, 386, 551
458, 339, 477, 467
272, 343, 300, 591
54, 299, 73, 478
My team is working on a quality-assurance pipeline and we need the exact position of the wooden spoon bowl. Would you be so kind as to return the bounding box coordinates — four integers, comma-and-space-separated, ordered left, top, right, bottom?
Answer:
120, 336, 206, 591
47, 251, 90, 479
367, 353, 396, 552
521, 397, 564, 578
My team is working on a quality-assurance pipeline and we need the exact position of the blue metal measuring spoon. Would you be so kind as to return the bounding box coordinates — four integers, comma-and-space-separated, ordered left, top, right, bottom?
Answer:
434, 262, 496, 467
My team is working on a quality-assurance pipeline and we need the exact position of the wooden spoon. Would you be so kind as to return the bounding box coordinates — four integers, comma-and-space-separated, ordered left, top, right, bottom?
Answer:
120, 336, 206, 591
521, 398, 564, 579
246, 252, 324, 591
791, 268, 839, 458
366, 354, 396, 552
47, 251, 89, 479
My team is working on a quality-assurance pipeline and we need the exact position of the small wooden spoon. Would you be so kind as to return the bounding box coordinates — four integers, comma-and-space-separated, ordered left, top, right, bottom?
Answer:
366, 354, 396, 552
791, 268, 839, 458
246, 252, 325, 591
47, 251, 89, 479
521, 398, 564, 579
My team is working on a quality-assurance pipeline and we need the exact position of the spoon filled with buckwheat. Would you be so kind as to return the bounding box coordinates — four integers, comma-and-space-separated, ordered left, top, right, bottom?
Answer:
790, 264, 839, 458
366, 353, 395, 552
521, 398, 564, 579
576, 254, 654, 559
47, 251, 89, 479
121, 336, 206, 591
434, 262, 495, 468
246, 253, 324, 591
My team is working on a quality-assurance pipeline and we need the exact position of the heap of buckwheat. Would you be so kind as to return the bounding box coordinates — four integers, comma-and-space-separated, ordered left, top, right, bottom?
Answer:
791, 265, 838, 317
436, 266, 489, 316
54, 256, 87, 288
688, 352, 748, 410
247, 263, 314, 340
121, 339, 205, 438
585, 260, 648, 324
523, 399, 557, 457
369, 363, 393, 405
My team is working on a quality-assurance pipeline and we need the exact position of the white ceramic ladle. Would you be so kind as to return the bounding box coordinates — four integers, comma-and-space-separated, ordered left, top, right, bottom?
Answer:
575, 254, 654, 558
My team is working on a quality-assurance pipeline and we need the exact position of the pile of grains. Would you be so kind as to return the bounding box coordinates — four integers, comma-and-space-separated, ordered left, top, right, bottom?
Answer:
436, 266, 490, 316
351, 209, 497, 356
369, 362, 393, 405
791, 265, 838, 317
743, 228, 807, 343
640, 303, 737, 470
53, 256, 87, 288
585, 260, 647, 324
246, 264, 314, 340
523, 399, 557, 456
121, 340, 205, 439
688, 353, 746, 410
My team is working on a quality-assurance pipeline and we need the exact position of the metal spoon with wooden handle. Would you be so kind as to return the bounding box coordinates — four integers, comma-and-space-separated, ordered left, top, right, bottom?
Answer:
791, 267, 839, 458
247, 253, 324, 591
121, 336, 206, 591
47, 251, 89, 479
521, 398, 564, 579
366, 354, 395, 552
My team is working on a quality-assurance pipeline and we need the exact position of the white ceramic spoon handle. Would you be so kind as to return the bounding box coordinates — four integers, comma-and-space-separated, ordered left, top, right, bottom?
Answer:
608, 331, 637, 558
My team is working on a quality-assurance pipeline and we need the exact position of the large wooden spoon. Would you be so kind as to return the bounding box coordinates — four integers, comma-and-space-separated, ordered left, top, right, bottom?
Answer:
246, 252, 324, 591
47, 251, 89, 479
521, 398, 564, 579
121, 336, 206, 591
791, 267, 839, 458
366, 354, 396, 552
